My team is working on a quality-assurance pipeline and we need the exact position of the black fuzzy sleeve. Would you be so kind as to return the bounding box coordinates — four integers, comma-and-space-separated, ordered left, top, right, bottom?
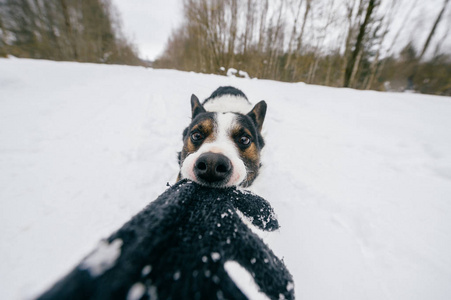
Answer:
232, 190, 280, 231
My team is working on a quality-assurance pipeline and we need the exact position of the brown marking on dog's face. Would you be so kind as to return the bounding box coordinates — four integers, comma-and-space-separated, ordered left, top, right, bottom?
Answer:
242, 142, 260, 164
230, 123, 261, 187
180, 114, 216, 168
241, 144, 261, 187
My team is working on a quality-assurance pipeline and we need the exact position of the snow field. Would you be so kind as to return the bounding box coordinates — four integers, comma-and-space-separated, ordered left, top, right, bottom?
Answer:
1, 58, 451, 299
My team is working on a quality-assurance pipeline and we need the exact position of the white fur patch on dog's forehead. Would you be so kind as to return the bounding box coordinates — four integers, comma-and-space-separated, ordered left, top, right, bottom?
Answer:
203, 95, 252, 114
215, 112, 238, 137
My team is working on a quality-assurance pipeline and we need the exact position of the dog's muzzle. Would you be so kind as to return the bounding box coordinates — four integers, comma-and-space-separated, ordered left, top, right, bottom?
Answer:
194, 152, 233, 186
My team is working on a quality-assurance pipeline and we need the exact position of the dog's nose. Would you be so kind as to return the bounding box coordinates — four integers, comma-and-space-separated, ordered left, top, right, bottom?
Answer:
194, 152, 232, 184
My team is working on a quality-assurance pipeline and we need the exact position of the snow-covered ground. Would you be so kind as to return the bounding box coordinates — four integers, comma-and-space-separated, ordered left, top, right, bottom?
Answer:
1, 58, 451, 300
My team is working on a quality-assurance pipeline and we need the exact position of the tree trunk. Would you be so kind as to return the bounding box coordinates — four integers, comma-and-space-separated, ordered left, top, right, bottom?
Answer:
348, 48, 363, 87
284, 0, 303, 71
418, 0, 449, 61
340, 0, 359, 86
257, 0, 268, 54
0, 13, 7, 56
291, 0, 311, 81
410, 0, 449, 88
243, 0, 255, 55
60, 0, 79, 60
365, 51, 380, 89
344, 0, 376, 87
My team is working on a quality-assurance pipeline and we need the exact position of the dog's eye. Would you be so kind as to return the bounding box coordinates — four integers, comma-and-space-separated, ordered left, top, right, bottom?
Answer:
239, 136, 251, 145
191, 132, 204, 142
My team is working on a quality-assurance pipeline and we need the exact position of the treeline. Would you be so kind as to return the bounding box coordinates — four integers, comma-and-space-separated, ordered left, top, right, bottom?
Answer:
154, 0, 451, 96
0, 0, 142, 65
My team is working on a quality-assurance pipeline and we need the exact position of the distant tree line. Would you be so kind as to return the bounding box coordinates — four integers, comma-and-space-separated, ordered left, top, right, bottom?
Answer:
154, 0, 451, 96
0, 0, 142, 65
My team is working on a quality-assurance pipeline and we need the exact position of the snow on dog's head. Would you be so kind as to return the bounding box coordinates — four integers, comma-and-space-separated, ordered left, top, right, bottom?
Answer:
178, 87, 266, 188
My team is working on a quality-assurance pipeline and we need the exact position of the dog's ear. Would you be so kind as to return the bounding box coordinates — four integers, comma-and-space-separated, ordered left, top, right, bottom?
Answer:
247, 100, 267, 133
191, 94, 206, 119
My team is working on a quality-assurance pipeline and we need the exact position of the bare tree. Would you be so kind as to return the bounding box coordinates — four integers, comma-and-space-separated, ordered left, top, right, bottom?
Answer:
226, 0, 239, 69
257, 0, 269, 54
284, 0, 304, 72
307, 0, 336, 84
418, 0, 450, 61
344, 0, 378, 87
155, 0, 451, 96
291, 0, 311, 81
0, 5, 7, 57
242, 0, 256, 55
408, 0, 450, 89
264, 0, 285, 78
0, 0, 140, 64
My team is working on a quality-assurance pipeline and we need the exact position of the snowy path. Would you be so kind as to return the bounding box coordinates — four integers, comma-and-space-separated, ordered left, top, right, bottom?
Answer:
1, 58, 451, 299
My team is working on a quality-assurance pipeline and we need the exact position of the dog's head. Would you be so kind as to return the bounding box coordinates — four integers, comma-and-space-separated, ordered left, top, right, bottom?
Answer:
178, 94, 266, 188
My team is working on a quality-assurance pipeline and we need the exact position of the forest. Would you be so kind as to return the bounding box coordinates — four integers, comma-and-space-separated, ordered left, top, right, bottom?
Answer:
154, 0, 451, 96
0, 0, 141, 65
1, 0, 450, 95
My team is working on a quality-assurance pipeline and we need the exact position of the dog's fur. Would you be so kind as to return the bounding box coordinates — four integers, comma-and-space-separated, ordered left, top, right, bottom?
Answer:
178, 87, 267, 188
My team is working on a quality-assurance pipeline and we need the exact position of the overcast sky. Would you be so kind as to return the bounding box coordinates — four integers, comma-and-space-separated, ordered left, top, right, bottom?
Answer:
112, 0, 183, 61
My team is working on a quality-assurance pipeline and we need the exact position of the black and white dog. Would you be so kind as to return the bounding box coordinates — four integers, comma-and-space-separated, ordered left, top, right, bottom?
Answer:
178, 86, 267, 188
